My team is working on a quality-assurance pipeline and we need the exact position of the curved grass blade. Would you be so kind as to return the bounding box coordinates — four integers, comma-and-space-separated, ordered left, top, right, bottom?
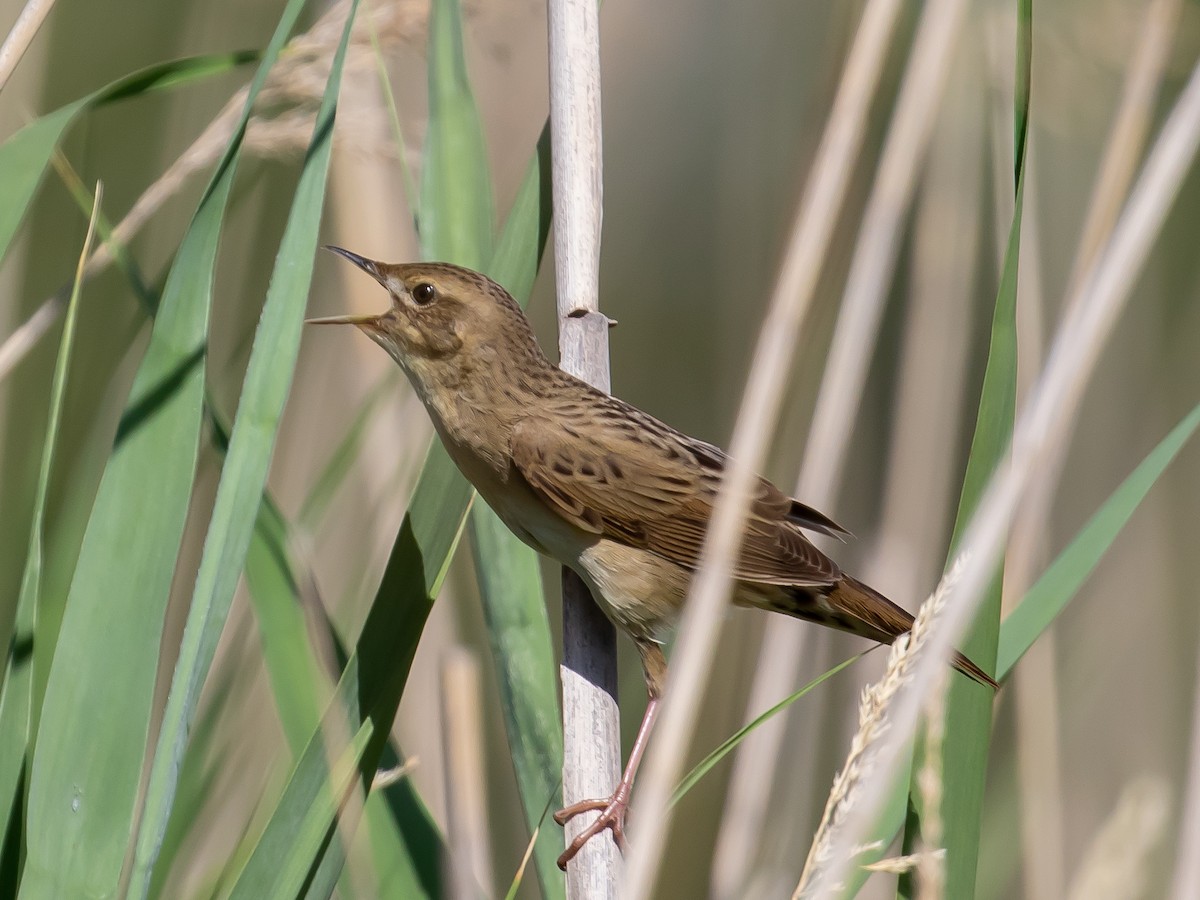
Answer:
20, 12, 304, 899
0, 185, 101, 889
0, 51, 255, 265
998, 398, 1200, 678
124, 2, 361, 895
671, 652, 867, 808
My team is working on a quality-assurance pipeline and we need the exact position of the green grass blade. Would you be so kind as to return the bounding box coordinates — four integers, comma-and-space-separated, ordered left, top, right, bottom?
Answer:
0, 186, 100, 888
229, 717, 377, 900
998, 399, 1200, 677
417, 0, 493, 269
0, 52, 254, 265
126, 3, 360, 895
20, 12, 305, 899
846, 384, 1197, 900
671, 652, 866, 807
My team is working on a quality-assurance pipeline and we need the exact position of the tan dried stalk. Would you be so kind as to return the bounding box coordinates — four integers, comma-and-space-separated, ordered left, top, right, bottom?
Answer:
798, 53, 1200, 899
620, 3, 907, 894
711, 1, 968, 886
0, 0, 57, 92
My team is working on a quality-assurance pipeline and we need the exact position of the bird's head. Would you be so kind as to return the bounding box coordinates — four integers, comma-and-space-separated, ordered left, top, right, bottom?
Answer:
310, 246, 547, 391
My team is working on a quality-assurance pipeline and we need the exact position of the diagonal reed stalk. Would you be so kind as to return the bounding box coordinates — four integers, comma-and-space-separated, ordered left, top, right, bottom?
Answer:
621, 0, 944, 893
798, 52, 1200, 899
711, 0, 968, 886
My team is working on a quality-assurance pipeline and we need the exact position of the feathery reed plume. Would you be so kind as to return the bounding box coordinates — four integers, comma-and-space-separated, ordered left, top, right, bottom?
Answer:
793, 557, 966, 899
1065, 775, 1170, 900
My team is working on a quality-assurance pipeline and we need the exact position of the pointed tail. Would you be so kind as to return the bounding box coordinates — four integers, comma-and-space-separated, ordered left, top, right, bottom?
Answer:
777, 575, 999, 690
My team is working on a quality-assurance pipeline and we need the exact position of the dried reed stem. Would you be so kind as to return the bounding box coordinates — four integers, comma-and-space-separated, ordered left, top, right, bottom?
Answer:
1007, 7, 1180, 895
621, 2, 907, 895
798, 54, 1200, 900
547, 0, 621, 895
1169, 625, 1200, 899
711, 2, 965, 886
442, 648, 494, 900
0, 0, 56, 93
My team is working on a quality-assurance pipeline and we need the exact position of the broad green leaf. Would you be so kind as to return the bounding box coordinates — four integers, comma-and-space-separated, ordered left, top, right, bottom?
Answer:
21, 11, 304, 899
125, 2, 361, 895
0, 186, 100, 887
998, 399, 1200, 677
0, 52, 254, 266
417, 0, 493, 269
229, 717, 377, 900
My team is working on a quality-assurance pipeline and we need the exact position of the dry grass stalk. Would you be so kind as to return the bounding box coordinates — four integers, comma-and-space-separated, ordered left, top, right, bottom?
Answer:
441, 648, 494, 900
1169, 632, 1200, 900
621, 3, 907, 895
914, 670, 948, 900
711, 1, 967, 886
0, 0, 57, 92
793, 557, 966, 900
1065, 775, 1170, 900
796, 53, 1200, 899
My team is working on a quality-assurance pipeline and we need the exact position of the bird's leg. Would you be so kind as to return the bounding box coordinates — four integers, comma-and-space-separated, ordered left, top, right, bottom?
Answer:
555, 641, 667, 870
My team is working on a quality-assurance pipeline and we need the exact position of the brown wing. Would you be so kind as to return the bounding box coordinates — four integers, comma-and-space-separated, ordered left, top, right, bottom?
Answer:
509, 405, 844, 587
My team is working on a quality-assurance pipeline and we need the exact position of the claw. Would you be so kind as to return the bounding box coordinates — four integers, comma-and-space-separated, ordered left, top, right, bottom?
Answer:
555, 793, 630, 869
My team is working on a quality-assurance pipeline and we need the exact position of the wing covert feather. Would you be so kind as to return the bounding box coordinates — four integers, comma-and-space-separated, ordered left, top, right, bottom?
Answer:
509, 412, 842, 587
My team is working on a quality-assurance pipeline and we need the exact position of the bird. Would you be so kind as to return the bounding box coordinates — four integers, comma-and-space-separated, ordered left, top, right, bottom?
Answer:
308, 247, 999, 870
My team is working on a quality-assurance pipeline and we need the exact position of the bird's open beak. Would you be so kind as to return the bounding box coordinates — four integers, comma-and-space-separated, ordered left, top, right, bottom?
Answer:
304, 312, 381, 327
307, 245, 391, 329
323, 244, 387, 285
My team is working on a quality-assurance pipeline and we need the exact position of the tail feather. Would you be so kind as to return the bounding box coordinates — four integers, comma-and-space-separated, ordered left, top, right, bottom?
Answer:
773, 575, 999, 691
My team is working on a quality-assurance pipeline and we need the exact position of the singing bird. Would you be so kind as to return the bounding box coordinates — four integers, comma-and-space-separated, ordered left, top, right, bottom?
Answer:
309, 248, 997, 868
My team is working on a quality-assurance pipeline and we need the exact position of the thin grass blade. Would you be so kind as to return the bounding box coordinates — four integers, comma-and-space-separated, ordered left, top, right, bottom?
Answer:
897, 14, 1031, 888
0, 185, 100, 888
671, 652, 866, 807
998, 398, 1200, 678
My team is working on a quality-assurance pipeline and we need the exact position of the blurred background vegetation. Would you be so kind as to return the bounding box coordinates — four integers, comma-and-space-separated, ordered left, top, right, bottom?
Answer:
2, 0, 1199, 897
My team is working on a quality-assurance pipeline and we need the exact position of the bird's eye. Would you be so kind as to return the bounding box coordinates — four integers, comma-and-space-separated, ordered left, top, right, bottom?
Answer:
412, 282, 436, 306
